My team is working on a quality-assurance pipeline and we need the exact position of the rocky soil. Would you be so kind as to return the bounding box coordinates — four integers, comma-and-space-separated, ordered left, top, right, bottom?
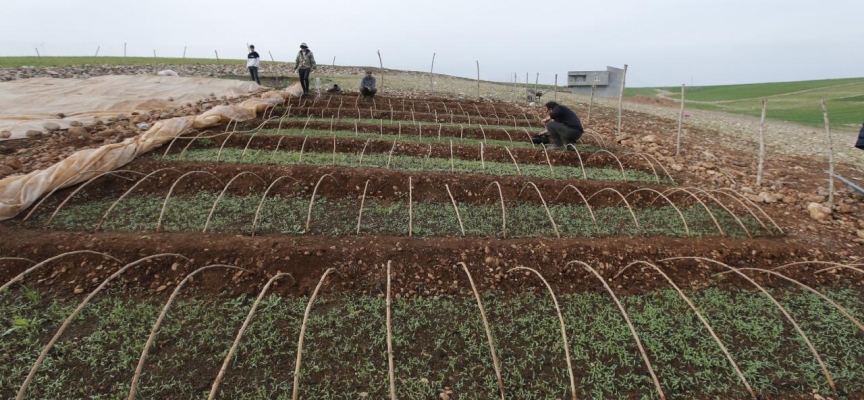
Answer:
589, 95, 864, 169
0, 63, 441, 82
2, 66, 863, 256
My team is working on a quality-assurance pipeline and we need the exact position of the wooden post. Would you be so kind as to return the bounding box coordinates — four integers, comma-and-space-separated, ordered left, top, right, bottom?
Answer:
153, 50, 157, 59
94, 46, 100, 58
525, 72, 529, 101
377, 50, 384, 92
270, 51, 275, 62
676, 84, 686, 156
756, 98, 767, 185
534, 72, 539, 98
183, 46, 187, 59
123, 43, 126, 58
35, 48, 41, 59
617, 64, 628, 135
512, 72, 517, 103
821, 99, 835, 208
554, 74, 558, 101
476, 60, 481, 100
215, 50, 220, 64
430, 53, 436, 93
587, 84, 596, 125
332, 55, 335, 66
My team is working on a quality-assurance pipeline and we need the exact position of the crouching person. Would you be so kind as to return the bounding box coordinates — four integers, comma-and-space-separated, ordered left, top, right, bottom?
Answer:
360, 71, 377, 98
540, 101, 584, 150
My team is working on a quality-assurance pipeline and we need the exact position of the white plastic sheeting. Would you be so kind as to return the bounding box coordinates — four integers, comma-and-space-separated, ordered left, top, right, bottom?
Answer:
0, 75, 264, 139
0, 81, 303, 221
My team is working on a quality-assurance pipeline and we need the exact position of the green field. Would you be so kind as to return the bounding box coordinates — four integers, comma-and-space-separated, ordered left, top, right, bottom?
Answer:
626, 78, 864, 129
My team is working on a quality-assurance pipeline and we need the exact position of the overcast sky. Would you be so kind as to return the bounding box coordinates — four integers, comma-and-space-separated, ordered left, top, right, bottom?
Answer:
1, 0, 862, 87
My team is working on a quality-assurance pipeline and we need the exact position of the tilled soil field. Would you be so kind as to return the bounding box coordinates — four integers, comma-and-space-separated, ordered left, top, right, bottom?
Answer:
1, 92, 863, 400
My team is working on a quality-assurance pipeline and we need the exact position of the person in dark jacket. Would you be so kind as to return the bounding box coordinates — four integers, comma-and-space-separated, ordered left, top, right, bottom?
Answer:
360, 71, 377, 98
856, 122, 864, 150
538, 101, 584, 150
246, 45, 261, 85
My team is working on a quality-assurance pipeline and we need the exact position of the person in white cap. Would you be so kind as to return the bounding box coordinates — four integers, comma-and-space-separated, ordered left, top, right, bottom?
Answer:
293, 43, 316, 95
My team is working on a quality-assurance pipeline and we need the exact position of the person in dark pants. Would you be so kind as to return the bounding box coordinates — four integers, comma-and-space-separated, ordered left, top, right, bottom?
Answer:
293, 42, 316, 95
360, 71, 377, 98
246, 45, 261, 85
856, 122, 864, 150
538, 101, 584, 150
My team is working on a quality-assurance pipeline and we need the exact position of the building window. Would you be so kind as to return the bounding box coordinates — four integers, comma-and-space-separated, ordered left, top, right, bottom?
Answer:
574, 75, 586, 83
594, 76, 600, 82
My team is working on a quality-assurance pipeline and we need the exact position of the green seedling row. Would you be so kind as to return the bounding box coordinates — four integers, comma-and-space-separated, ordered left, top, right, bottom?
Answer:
34, 192, 768, 238
2, 287, 862, 399
163, 148, 664, 185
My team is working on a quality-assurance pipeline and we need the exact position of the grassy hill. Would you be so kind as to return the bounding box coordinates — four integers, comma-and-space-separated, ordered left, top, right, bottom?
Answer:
626, 78, 864, 130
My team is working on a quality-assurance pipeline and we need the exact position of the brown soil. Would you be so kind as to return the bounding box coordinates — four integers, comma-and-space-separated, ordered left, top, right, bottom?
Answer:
3, 93, 862, 298
0, 224, 832, 300
3, 72, 862, 400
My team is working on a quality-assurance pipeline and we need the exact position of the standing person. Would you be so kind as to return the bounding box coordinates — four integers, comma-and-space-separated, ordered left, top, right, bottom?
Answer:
246, 45, 261, 85
293, 43, 316, 96
360, 70, 377, 98
537, 101, 584, 150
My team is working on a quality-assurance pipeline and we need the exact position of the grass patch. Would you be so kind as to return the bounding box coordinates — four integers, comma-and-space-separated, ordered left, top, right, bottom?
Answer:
32, 192, 769, 238
648, 78, 864, 128
624, 87, 666, 97
1, 287, 862, 399
165, 147, 660, 184
663, 78, 864, 102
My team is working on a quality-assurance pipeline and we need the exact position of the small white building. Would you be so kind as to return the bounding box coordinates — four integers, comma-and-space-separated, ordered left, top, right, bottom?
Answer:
568, 66, 625, 98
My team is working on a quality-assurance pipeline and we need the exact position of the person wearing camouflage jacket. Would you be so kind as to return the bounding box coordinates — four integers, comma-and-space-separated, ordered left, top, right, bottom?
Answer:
293, 42, 316, 95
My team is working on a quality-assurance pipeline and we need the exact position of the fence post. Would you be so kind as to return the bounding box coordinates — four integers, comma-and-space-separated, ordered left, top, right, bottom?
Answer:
377, 50, 384, 92
821, 99, 835, 208
183, 46, 187, 59
756, 98, 767, 185
215, 50, 221, 64
554, 74, 558, 101
476, 60, 480, 100
430, 53, 436, 93
676, 84, 686, 155
616, 64, 628, 135
534, 72, 539, 98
